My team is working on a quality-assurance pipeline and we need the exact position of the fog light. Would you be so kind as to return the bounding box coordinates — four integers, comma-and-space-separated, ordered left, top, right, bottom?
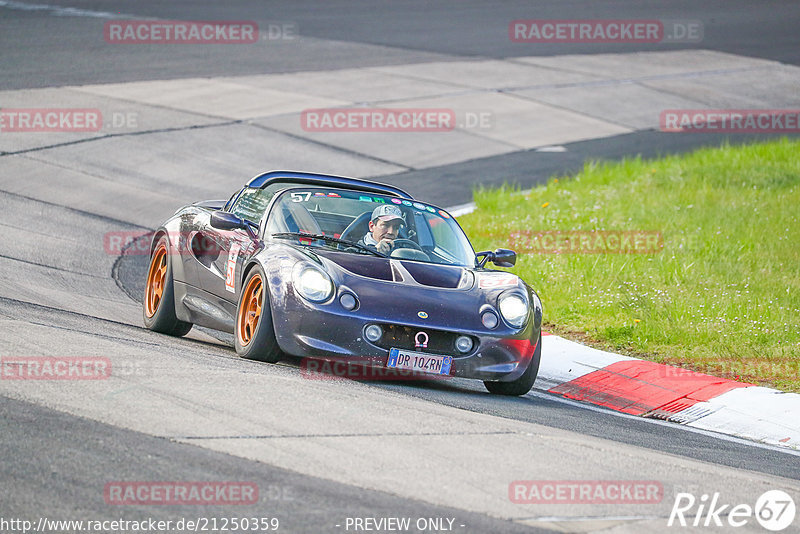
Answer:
340, 293, 357, 310
365, 324, 383, 342
455, 335, 473, 353
481, 311, 499, 329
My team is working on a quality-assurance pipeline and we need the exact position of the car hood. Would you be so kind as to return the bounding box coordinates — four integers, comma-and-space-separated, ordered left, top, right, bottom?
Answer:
313, 249, 474, 290
265, 243, 533, 334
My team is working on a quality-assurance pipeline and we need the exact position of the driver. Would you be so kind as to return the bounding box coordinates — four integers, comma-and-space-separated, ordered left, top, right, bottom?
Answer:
358, 204, 404, 255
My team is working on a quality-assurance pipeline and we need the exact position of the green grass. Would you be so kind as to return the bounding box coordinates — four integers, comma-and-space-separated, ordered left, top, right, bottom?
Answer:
460, 139, 800, 391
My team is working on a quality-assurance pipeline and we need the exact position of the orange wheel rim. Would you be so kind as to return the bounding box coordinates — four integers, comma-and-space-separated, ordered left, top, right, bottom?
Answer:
144, 244, 168, 318
237, 274, 263, 347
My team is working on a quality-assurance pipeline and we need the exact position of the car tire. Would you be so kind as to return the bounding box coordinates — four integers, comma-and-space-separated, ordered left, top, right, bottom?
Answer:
484, 332, 541, 396
143, 236, 193, 337
234, 265, 281, 363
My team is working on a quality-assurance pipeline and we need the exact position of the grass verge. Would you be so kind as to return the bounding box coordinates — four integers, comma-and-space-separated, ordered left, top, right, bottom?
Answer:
459, 138, 800, 392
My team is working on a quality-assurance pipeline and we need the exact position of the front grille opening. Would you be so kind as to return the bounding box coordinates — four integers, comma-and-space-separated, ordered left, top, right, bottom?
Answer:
371, 324, 476, 355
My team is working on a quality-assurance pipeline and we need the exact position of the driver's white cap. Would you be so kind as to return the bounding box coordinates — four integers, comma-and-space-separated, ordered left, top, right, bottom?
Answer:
372, 204, 403, 222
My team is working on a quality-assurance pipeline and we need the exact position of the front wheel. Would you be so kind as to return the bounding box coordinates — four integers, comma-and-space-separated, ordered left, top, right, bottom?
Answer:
234, 266, 281, 363
143, 236, 193, 336
484, 332, 541, 396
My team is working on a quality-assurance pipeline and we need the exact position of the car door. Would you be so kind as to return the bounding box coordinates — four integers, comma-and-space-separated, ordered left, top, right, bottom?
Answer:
182, 209, 228, 296
185, 215, 253, 302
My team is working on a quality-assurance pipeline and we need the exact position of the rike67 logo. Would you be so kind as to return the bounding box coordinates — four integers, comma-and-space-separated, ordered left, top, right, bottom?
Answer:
669, 490, 796, 531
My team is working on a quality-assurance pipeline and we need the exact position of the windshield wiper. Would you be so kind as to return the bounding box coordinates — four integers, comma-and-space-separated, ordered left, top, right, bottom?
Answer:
271, 232, 387, 258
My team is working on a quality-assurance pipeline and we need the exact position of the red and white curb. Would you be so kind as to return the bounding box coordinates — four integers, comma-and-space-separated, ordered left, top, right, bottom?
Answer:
537, 333, 800, 450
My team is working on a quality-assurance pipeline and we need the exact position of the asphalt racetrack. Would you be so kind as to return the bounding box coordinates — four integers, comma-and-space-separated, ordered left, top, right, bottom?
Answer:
2, 2, 800, 533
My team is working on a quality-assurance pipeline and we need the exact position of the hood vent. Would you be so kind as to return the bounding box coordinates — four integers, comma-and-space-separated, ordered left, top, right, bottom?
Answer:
399, 261, 466, 289
315, 249, 472, 289
322, 253, 393, 281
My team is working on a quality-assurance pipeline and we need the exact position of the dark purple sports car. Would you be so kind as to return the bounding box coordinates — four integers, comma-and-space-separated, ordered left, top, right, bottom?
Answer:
143, 171, 543, 395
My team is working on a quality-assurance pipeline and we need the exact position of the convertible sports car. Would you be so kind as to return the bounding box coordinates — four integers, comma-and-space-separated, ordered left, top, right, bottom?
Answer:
143, 171, 543, 395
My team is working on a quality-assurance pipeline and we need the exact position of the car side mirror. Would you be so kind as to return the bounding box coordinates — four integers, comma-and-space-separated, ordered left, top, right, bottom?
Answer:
476, 248, 517, 268
210, 211, 259, 242
491, 248, 516, 267
210, 211, 248, 231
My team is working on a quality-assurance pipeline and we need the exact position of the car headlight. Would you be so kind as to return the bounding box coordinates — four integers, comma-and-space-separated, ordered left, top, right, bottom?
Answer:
293, 264, 334, 302
498, 293, 529, 328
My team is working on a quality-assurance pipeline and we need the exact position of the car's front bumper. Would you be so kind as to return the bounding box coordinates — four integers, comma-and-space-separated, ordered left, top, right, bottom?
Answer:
270, 289, 540, 383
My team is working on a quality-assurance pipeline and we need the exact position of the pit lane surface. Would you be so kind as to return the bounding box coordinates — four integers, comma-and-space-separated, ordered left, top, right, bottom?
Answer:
2, 2, 800, 533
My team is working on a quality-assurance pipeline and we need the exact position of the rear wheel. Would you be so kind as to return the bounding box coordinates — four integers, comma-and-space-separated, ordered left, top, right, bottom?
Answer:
484, 332, 541, 396
143, 236, 193, 336
235, 266, 281, 363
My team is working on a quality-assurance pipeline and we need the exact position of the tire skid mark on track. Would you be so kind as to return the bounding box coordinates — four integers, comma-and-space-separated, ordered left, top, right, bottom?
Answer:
0, 120, 242, 158
112, 232, 152, 303
0, 296, 224, 355
0, 187, 152, 231
178, 430, 517, 440
0, 252, 109, 280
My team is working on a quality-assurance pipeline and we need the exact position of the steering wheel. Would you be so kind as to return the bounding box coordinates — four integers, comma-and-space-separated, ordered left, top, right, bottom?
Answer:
391, 238, 422, 251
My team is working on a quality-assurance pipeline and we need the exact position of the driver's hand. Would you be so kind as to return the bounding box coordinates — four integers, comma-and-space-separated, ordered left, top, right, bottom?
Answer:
376, 238, 394, 255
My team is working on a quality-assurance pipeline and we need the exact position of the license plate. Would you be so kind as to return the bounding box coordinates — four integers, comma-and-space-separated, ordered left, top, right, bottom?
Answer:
387, 348, 452, 376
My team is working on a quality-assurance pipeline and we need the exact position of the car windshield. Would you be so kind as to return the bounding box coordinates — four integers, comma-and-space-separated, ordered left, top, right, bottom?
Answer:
265, 187, 476, 266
